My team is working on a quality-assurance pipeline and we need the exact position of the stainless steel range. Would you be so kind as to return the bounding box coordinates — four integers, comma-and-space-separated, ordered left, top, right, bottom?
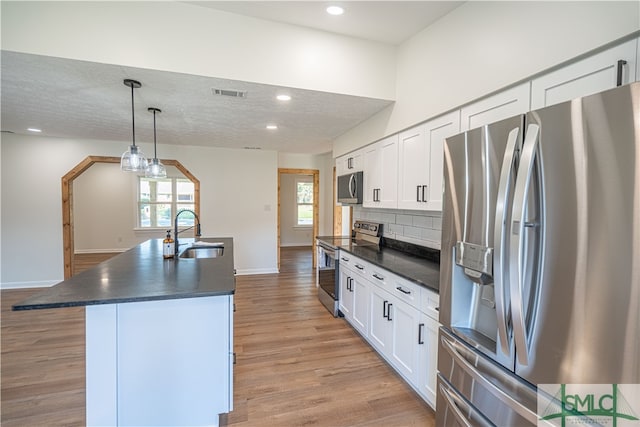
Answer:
316, 221, 382, 316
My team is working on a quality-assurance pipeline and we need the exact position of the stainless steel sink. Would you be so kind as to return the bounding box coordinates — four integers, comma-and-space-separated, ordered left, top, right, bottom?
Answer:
179, 244, 224, 259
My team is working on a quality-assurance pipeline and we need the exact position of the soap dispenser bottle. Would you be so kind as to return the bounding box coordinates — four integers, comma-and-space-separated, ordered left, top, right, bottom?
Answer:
163, 230, 175, 259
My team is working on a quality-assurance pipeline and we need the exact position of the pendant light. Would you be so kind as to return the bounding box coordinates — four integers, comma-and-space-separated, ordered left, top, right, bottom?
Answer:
145, 107, 167, 178
120, 79, 148, 172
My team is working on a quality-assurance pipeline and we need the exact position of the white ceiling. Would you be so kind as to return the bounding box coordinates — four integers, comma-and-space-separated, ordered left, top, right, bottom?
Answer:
1, 2, 462, 154
186, 1, 464, 45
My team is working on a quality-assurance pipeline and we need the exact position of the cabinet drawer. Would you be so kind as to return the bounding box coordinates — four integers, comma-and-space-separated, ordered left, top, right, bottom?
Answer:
368, 267, 422, 310
339, 253, 368, 276
421, 288, 440, 321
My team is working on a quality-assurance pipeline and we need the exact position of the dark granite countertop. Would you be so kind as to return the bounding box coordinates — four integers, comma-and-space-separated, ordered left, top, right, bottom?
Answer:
317, 236, 440, 293
13, 237, 235, 311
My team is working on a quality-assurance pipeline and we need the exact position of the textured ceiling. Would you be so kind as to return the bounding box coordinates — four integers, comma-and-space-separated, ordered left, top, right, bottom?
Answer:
1, 51, 393, 154
1, 2, 464, 154
185, 1, 463, 45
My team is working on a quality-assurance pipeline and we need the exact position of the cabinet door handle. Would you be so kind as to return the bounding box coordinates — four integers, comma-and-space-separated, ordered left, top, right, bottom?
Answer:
348, 157, 352, 169
416, 185, 422, 202
617, 59, 627, 87
418, 323, 425, 344
396, 286, 411, 295
350, 278, 354, 293
373, 274, 384, 281
422, 185, 427, 202
387, 303, 393, 321
383, 300, 389, 319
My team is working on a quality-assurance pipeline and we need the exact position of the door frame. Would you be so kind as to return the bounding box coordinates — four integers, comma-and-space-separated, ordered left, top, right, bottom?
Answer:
277, 168, 319, 270
61, 155, 199, 279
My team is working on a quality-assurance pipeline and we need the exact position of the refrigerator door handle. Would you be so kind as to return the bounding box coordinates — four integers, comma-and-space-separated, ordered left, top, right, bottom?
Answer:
493, 127, 520, 356
441, 334, 538, 425
509, 123, 540, 367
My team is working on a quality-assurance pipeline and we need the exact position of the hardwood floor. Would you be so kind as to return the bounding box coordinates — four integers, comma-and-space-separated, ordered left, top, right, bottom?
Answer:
1, 247, 434, 426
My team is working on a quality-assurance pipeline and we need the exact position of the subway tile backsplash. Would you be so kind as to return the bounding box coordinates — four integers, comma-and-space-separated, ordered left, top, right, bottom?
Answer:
353, 207, 442, 250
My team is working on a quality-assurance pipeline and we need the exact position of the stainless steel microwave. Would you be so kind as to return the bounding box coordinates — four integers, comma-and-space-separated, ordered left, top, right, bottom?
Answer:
337, 171, 363, 204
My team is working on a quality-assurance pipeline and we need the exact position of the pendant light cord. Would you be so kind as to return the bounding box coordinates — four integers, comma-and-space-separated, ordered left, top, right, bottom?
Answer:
130, 83, 136, 147
152, 109, 157, 159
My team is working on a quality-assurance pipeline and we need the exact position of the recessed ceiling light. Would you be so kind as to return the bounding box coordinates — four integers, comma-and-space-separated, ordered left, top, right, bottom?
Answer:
276, 94, 291, 101
266, 124, 278, 130
27, 128, 42, 133
326, 5, 344, 16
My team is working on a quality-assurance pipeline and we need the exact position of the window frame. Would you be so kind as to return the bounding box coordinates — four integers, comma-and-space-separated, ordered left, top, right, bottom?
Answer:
294, 177, 314, 228
136, 176, 195, 230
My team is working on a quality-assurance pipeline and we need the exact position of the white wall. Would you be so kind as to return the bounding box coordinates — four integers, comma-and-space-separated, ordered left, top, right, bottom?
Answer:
1, 1, 396, 100
280, 174, 313, 247
1, 134, 279, 288
334, 1, 640, 156
73, 164, 189, 252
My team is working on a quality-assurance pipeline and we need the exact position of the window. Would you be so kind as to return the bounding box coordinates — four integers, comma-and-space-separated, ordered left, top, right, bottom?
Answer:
138, 177, 195, 228
296, 178, 313, 226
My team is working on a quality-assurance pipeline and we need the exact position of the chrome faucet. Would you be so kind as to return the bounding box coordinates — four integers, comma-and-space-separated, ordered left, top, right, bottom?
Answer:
174, 209, 202, 255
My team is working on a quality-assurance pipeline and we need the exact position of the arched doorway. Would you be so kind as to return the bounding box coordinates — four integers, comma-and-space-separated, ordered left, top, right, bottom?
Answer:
61, 156, 200, 279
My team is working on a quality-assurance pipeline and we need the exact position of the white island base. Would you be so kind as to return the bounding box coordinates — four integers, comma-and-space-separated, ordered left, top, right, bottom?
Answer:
85, 295, 233, 426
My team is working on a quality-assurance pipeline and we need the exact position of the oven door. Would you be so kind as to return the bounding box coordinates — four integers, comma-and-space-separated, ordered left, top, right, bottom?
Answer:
316, 243, 339, 316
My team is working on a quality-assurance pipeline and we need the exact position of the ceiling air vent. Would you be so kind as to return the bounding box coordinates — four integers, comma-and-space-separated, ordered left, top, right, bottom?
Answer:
212, 88, 247, 98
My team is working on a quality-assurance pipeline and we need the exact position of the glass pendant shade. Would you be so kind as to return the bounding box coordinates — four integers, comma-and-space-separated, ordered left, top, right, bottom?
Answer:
121, 79, 148, 173
145, 107, 167, 178
146, 158, 167, 178
121, 144, 148, 172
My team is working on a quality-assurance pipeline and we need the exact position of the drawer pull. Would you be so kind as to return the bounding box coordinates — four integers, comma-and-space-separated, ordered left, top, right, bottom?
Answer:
341, 257, 350, 262
372, 274, 384, 281
355, 264, 364, 270
396, 286, 411, 295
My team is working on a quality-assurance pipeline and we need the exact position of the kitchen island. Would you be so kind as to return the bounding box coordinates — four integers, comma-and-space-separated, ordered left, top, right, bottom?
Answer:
13, 237, 235, 427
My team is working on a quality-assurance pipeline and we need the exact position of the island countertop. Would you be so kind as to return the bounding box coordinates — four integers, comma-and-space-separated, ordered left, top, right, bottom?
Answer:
13, 237, 235, 311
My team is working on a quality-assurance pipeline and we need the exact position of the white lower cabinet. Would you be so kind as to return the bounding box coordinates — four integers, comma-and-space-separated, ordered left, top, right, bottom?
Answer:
338, 254, 440, 409
417, 314, 439, 406
351, 277, 369, 336
368, 284, 392, 354
339, 264, 369, 337
389, 296, 421, 384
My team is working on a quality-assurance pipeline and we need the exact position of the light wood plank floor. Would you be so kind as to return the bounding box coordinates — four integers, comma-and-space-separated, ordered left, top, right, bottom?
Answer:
1, 247, 434, 426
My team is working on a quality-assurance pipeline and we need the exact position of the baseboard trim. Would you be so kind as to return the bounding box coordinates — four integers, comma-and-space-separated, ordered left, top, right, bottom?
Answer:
74, 249, 127, 254
234, 268, 280, 276
1, 280, 60, 290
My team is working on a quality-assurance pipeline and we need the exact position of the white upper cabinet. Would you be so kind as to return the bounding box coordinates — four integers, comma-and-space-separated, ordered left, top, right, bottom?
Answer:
397, 110, 460, 211
336, 150, 363, 176
460, 82, 531, 131
531, 38, 638, 110
363, 135, 398, 209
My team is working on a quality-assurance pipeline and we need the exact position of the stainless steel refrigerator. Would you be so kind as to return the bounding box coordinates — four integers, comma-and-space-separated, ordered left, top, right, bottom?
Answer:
437, 82, 640, 426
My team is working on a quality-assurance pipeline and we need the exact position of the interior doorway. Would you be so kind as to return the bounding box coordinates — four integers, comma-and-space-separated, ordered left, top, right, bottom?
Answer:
61, 156, 199, 279
277, 168, 319, 271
